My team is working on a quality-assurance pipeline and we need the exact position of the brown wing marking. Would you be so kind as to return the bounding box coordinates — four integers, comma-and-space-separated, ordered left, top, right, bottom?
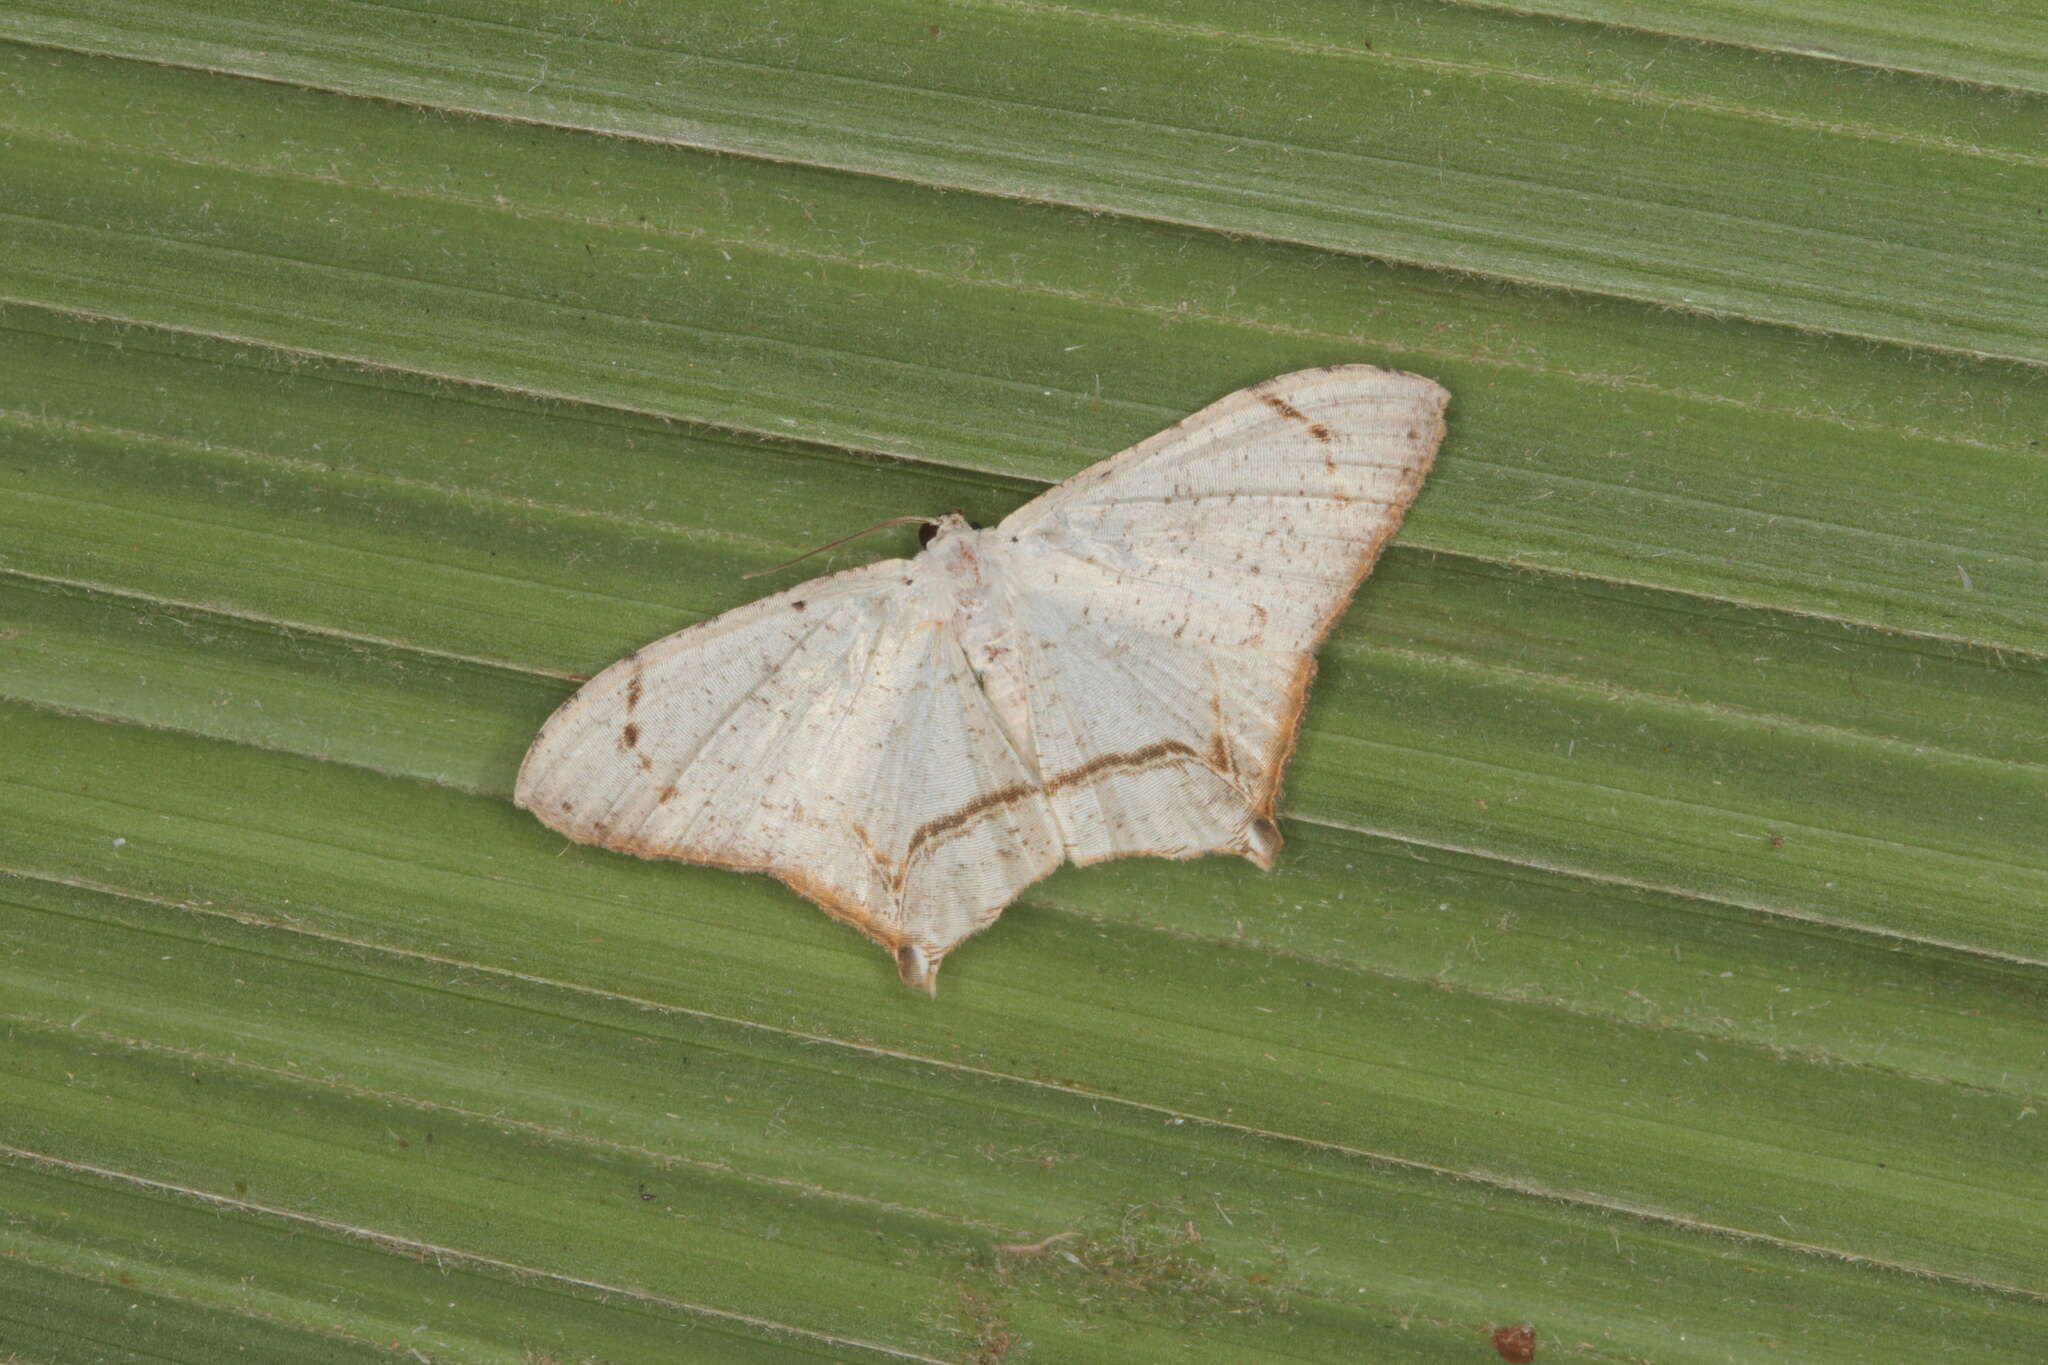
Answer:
1043, 739, 1203, 793
1259, 393, 1309, 424
900, 782, 1042, 870
1258, 387, 1335, 468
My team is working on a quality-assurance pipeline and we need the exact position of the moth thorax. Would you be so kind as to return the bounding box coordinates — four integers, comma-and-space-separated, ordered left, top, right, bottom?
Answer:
928, 521, 989, 602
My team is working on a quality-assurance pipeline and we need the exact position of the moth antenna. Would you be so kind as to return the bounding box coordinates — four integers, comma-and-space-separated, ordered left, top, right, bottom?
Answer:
743, 515, 938, 580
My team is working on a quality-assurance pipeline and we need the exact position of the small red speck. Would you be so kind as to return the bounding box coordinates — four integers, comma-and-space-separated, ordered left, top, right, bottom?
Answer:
1492, 1324, 1536, 1362
1768, 833, 1786, 847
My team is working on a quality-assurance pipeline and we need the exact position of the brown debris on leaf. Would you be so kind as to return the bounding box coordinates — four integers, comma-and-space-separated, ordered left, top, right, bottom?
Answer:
1492, 1323, 1538, 1362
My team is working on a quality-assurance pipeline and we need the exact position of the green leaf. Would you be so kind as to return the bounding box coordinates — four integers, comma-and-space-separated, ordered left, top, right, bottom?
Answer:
3, 5, 2044, 1362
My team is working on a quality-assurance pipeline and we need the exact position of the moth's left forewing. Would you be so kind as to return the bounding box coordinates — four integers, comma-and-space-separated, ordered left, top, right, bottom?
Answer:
515, 558, 1063, 992
992, 365, 1447, 867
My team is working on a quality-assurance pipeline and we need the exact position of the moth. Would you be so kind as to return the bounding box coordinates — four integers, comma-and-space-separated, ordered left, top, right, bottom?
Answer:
517, 366, 1448, 992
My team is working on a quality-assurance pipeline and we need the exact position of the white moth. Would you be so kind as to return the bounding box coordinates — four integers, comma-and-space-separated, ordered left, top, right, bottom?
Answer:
517, 366, 1448, 992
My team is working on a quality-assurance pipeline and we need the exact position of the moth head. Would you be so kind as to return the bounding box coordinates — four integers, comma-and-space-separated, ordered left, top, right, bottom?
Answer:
918, 512, 977, 549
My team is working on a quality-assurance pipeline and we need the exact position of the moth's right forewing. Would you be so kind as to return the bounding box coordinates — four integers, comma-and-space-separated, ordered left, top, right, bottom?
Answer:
986, 365, 1447, 864
1000, 365, 1446, 652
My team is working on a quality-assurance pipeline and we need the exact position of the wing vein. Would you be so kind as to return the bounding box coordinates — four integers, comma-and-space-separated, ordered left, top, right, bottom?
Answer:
631, 610, 853, 838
